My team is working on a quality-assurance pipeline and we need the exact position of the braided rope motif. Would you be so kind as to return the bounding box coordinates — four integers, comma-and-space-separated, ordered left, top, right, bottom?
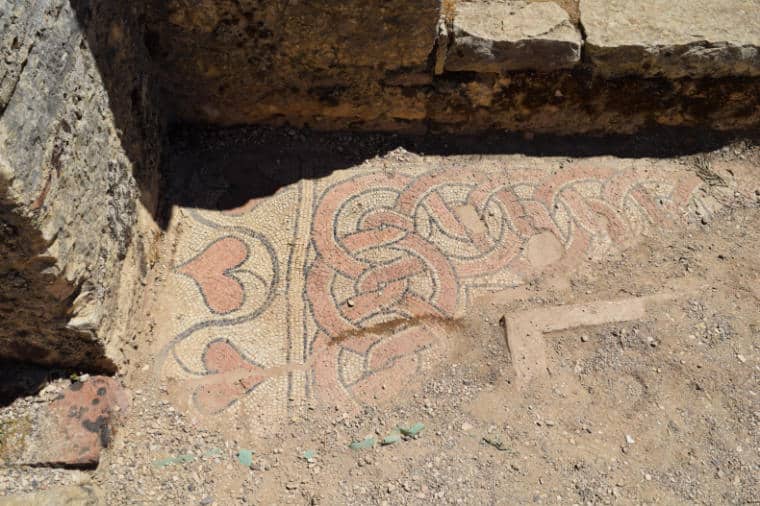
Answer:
306, 166, 701, 407
159, 164, 705, 418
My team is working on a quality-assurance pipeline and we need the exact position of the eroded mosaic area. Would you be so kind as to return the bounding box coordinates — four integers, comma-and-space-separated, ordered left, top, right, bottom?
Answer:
156, 160, 713, 427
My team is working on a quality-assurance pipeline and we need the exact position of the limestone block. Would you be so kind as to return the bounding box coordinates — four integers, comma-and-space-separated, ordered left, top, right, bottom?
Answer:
581, 0, 760, 78
445, 1, 582, 73
0, 486, 103, 506
0, 0, 160, 370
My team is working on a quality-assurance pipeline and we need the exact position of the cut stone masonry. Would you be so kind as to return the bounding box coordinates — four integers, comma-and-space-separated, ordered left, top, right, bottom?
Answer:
581, 0, 760, 78
445, 1, 582, 73
0, 0, 161, 371
146, 0, 760, 132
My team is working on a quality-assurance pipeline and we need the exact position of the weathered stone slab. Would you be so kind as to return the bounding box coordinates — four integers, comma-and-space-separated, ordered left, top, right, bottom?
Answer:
0, 0, 160, 370
581, 0, 760, 78
3, 377, 128, 467
0, 485, 102, 506
445, 0, 582, 73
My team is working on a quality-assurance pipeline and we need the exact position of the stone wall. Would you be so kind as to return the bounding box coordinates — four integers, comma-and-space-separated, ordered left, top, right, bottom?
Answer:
0, 0, 161, 371
146, 0, 760, 133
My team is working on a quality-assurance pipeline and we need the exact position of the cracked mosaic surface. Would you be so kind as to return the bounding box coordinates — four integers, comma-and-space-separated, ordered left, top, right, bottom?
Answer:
155, 160, 713, 427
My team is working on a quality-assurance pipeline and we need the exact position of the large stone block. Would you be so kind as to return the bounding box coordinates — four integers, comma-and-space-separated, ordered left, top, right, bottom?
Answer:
445, 0, 582, 73
0, 485, 103, 506
0, 0, 160, 370
581, 0, 760, 78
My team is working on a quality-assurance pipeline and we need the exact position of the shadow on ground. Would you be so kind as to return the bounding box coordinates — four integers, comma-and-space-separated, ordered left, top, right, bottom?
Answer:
0, 362, 70, 407
164, 124, 759, 218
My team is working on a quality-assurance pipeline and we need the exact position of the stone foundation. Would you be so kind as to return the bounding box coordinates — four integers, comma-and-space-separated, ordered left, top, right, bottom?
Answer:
0, 0, 161, 371
146, 0, 760, 133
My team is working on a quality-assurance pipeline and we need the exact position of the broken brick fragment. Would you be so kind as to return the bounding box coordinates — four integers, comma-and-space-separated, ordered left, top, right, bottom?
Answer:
10, 376, 128, 468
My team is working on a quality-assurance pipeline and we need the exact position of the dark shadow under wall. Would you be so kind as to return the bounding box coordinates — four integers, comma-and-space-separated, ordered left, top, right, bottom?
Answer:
0, 362, 70, 407
165, 124, 760, 214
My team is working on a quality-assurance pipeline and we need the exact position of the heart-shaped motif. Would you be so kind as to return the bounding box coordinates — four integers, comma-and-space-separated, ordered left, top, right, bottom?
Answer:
178, 236, 248, 314
193, 340, 266, 413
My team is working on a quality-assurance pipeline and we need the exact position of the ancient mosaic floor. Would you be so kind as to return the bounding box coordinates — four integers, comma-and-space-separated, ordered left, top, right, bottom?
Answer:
153, 155, 717, 432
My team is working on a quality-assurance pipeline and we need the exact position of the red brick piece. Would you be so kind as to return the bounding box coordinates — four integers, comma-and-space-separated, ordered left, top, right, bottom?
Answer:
20, 377, 128, 467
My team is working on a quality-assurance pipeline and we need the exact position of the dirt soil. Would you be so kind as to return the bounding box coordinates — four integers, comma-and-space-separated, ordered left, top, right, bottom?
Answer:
1, 130, 758, 505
